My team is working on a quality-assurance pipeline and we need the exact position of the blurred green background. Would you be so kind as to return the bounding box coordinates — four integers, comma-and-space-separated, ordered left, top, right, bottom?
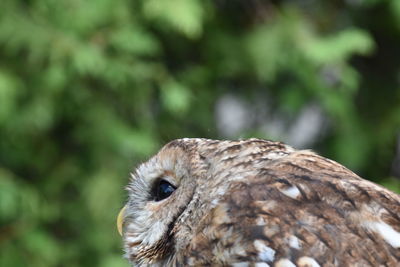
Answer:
1, 0, 400, 266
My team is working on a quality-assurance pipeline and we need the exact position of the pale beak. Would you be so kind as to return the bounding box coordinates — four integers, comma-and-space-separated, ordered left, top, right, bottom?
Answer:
117, 205, 127, 236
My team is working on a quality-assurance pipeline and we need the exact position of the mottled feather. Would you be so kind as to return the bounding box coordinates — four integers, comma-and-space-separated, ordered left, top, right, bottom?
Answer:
119, 138, 400, 266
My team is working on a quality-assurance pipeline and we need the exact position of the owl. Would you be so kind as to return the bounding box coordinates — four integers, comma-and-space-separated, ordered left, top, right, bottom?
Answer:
117, 138, 400, 266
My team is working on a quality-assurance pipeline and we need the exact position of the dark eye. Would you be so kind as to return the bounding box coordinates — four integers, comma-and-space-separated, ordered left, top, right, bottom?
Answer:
153, 180, 176, 201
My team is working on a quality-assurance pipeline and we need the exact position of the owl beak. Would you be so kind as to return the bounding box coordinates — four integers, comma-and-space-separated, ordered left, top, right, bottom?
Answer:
117, 205, 127, 236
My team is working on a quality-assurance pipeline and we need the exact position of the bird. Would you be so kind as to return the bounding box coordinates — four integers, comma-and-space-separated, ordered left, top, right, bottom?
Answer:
117, 138, 400, 266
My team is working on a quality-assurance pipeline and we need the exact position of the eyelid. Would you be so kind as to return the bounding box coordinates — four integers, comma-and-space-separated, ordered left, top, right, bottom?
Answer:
154, 175, 176, 187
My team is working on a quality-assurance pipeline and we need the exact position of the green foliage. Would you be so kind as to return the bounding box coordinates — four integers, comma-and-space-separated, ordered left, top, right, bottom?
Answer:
0, 0, 399, 266
143, 0, 205, 38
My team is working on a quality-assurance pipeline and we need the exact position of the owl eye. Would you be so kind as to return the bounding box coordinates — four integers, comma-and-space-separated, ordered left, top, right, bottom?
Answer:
153, 180, 176, 201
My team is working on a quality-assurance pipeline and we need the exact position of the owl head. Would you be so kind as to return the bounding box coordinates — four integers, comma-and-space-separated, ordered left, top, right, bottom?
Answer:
117, 138, 292, 265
